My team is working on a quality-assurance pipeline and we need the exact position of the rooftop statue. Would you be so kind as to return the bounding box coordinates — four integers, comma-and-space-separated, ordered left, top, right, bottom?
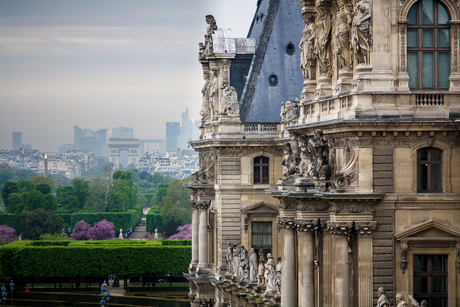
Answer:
352, 0, 372, 65
334, 0, 353, 70
299, 14, 316, 81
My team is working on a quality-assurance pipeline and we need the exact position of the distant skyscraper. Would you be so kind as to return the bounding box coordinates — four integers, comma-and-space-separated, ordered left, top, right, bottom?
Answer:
166, 122, 180, 152
177, 108, 199, 150
73, 125, 107, 156
112, 127, 133, 138
74, 126, 84, 150
13, 132, 22, 151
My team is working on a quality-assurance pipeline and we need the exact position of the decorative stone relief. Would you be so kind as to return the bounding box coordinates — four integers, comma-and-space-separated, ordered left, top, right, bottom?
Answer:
307, 129, 332, 180
352, 0, 372, 65
300, 13, 317, 81
280, 98, 300, 124
399, 242, 408, 274
354, 221, 377, 235
326, 221, 354, 235
297, 202, 329, 212
295, 218, 320, 231
277, 216, 296, 229
331, 140, 358, 190
314, 4, 332, 77
219, 83, 240, 117
329, 203, 373, 214
209, 71, 219, 120
334, 0, 353, 70
191, 151, 215, 184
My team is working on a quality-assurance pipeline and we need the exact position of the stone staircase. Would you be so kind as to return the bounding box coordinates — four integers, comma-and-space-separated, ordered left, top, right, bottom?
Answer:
129, 218, 149, 240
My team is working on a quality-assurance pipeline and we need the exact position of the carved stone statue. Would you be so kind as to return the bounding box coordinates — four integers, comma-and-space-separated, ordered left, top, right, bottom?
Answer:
299, 14, 316, 81
306, 129, 332, 179
408, 294, 428, 307
314, 5, 332, 77
275, 257, 281, 295
258, 250, 265, 285
334, 0, 353, 70
219, 83, 239, 116
352, 0, 372, 65
377, 287, 390, 307
204, 15, 217, 57
280, 99, 300, 123
297, 136, 313, 177
264, 253, 276, 295
396, 294, 408, 307
239, 247, 249, 282
249, 248, 258, 283
226, 242, 233, 275
192, 151, 214, 184
200, 74, 211, 121
209, 72, 219, 120
233, 244, 240, 278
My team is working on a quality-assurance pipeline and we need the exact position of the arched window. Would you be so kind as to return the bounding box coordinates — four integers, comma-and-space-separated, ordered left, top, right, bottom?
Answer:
417, 148, 442, 192
407, 0, 450, 89
254, 156, 269, 184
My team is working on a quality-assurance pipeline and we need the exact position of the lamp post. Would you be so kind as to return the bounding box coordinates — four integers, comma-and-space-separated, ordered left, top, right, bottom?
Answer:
99, 297, 106, 306
2, 291, 6, 307
105, 290, 111, 307
8, 281, 14, 307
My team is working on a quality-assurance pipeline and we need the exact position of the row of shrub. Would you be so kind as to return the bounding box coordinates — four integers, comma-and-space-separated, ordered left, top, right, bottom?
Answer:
146, 206, 161, 233
0, 204, 143, 234
0, 240, 191, 276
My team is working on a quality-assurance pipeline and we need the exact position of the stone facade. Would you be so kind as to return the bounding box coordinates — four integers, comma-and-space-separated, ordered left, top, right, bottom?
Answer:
186, 1, 460, 306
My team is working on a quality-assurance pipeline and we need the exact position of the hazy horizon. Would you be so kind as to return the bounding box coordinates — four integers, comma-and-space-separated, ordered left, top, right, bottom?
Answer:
0, 0, 257, 152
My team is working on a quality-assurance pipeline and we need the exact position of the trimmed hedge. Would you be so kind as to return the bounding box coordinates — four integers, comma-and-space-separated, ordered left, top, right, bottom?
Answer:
146, 207, 162, 233
0, 240, 191, 276
161, 239, 191, 246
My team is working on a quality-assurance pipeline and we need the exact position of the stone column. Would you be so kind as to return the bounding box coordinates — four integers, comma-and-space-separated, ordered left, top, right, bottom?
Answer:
197, 201, 210, 274
278, 216, 297, 307
355, 221, 377, 307
327, 221, 353, 307
190, 202, 199, 271
322, 230, 333, 307
296, 219, 316, 307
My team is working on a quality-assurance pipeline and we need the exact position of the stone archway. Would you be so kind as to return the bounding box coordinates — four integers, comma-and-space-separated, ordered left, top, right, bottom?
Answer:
108, 138, 140, 169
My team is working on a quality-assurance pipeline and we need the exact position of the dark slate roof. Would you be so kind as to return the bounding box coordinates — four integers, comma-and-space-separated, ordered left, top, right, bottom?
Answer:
239, 0, 304, 123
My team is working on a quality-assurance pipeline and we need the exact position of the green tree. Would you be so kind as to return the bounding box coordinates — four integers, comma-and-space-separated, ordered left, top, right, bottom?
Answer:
159, 178, 191, 237
17, 180, 35, 193
30, 175, 55, 190
21, 209, 64, 240
86, 177, 107, 212
35, 183, 52, 195
22, 190, 45, 211
56, 186, 74, 210
154, 183, 169, 206
42, 194, 58, 211
107, 190, 127, 212
71, 178, 89, 210
6, 193, 24, 214
136, 195, 148, 208
0, 171, 13, 189
1, 181, 18, 207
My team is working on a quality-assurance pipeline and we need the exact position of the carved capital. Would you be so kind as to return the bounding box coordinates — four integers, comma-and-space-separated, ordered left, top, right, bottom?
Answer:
277, 216, 296, 229
326, 221, 354, 235
194, 200, 211, 210
295, 218, 319, 232
354, 221, 377, 235
400, 242, 408, 274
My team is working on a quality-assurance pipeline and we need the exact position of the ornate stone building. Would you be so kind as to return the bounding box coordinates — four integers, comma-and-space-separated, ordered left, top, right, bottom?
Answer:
186, 0, 460, 307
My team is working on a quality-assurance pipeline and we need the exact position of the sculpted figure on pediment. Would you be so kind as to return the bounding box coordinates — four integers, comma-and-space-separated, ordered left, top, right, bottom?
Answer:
307, 129, 332, 180
282, 134, 301, 179
191, 152, 214, 184
314, 5, 332, 77
204, 15, 217, 57
334, 0, 353, 70
300, 13, 317, 80
219, 83, 239, 116
352, 0, 372, 65
280, 99, 300, 124
209, 71, 219, 120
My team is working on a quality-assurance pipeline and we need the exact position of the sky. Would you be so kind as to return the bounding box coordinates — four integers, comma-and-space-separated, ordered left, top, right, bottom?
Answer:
0, 0, 258, 152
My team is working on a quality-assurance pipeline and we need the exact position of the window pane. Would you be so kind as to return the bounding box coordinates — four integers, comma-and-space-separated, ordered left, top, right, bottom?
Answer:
432, 277, 447, 293
408, 3, 418, 24
252, 234, 261, 245
433, 255, 446, 271
414, 255, 428, 272
423, 30, 433, 46
418, 164, 428, 191
418, 149, 428, 161
252, 222, 261, 233
414, 277, 428, 294
254, 156, 260, 164
263, 222, 272, 233
430, 163, 442, 191
438, 29, 449, 47
438, 52, 449, 88
262, 157, 269, 164
430, 148, 442, 161
423, 52, 434, 87
422, 0, 434, 24
438, 3, 449, 24
254, 165, 261, 183
263, 234, 272, 245
408, 29, 418, 47
262, 165, 269, 183
408, 52, 419, 87
432, 298, 447, 307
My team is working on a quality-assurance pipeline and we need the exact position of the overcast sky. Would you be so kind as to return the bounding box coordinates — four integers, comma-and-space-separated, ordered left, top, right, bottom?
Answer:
0, 0, 257, 152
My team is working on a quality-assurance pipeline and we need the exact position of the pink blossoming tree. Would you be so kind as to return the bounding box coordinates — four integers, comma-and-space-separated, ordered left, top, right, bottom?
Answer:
168, 224, 192, 240
0, 225, 17, 244
71, 220, 115, 241
71, 221, 91, 240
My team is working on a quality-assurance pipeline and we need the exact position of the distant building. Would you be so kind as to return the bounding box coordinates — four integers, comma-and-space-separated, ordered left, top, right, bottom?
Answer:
166, 122, 180, 152
59, 144, 75, 154
12, 132, 22, 151
177, 108, 199, 150
74, 125, 107, 156
112, 127, 133, 139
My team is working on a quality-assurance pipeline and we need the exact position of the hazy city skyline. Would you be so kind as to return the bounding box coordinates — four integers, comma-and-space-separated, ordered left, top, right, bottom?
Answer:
0, 0, 257, 152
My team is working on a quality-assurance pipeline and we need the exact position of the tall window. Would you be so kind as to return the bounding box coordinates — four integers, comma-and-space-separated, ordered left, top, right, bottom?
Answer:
251, 222, 272, 257
417, 148, 442, 192
254, 156, 269, 184
407, 0, 450, 89
414, 255, 448, 307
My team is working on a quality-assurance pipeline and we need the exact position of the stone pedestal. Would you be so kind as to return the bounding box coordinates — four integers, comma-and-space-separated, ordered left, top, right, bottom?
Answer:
301, 79, 317, 102
316, 75, 333, 98
336, 70, 353, 94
